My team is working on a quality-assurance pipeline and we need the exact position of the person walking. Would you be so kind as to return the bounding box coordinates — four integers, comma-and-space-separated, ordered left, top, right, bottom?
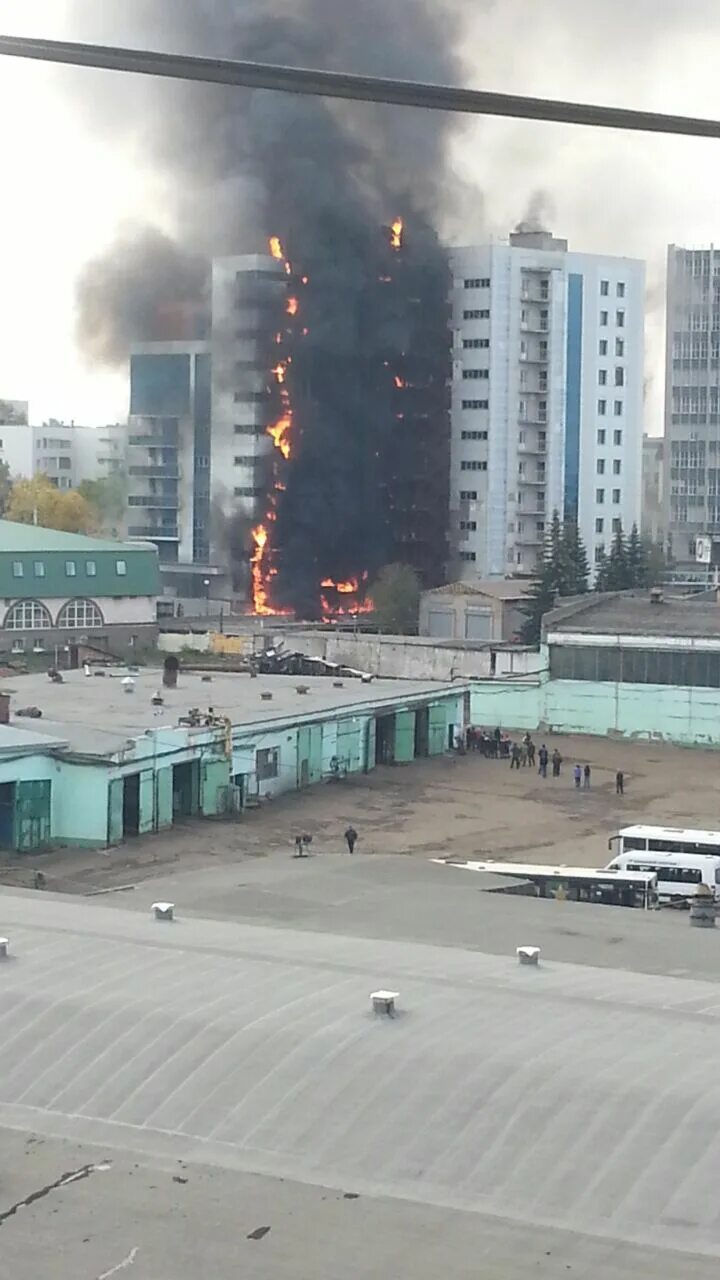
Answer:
510, 742, 522, 770
616, 770, 625, 796
573, 764, 582, 790
344, 825, 358, 854
583, 764, 591, 790
538, 744, 549, 779
552, 749, 562, 779
493, 726, 502, 759
526, 737, 536, 768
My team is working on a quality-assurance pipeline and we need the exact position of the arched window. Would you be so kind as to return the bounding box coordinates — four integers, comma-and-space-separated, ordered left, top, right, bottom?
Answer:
57, 599, 104, 630
4, 600, 52, 631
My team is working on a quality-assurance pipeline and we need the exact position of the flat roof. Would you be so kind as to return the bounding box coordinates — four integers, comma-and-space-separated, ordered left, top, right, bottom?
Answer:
1, 669, 462, 756
548, 591, 720, 638
2, 872, 720, 1276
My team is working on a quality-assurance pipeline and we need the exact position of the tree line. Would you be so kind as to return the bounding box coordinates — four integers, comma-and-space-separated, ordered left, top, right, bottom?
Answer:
0, 464, 126, 536
521, 511, 673, 644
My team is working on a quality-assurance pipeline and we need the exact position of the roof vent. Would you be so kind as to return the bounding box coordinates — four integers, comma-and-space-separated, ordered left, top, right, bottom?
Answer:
650, 588, 664, 606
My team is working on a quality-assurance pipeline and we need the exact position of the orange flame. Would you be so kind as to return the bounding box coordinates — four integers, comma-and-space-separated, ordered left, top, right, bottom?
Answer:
394, 375, 406, 389
251, 524, 272, 614
390, 217, 404, 250
286, 296, 299, 316
267, 413, 293, 460
273, 362, 287, 384
269, 236, 284, 260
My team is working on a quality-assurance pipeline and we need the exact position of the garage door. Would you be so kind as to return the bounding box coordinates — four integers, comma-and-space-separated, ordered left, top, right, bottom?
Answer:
428, 609, 454, 639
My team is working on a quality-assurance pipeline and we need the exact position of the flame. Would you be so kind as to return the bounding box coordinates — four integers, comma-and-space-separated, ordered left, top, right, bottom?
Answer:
319, 576, 373, 618
390, 217, 404, 250
267, 412, 292, 460
286, 296, 299, 316
273, 362, 287, 384
251, 524, 272, 614
301, 276, 309, 285
269, 236, 284, 260
394, 375, 405, 389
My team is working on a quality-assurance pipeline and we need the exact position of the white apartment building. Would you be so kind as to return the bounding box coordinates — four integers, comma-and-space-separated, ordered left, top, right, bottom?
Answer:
449, 230, 645, 578
210, 254, 287, 553
0, 420, 126, 490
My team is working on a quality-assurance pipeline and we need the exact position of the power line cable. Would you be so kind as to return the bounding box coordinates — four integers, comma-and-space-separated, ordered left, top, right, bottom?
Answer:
1, 34, 720, 139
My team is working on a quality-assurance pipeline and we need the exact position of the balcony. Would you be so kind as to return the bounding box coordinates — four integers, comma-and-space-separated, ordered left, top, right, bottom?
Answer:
128, 496, 178, 509
128, 526, 179, 540
515, 531, 543, 545
128, 467, 180, 479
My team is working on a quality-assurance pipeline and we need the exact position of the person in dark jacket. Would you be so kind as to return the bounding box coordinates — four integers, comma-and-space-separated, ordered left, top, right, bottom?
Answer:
344, 825, 358, 854
538, 744, 549, 778
616, 770, 625, 796
552, 749, 562, 778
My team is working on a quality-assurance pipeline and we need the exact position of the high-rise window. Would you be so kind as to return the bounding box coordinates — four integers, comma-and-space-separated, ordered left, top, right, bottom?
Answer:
596, 489, 605, 504
600, 280, 610, 296
597, 429, 606, 445
613, 488, 621, 504
598, 400, 607, 415
597, 459, 605, 475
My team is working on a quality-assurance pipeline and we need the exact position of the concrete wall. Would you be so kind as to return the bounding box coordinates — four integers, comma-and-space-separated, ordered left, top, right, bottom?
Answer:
289, 631, 543, 682
470, 652, 720, 748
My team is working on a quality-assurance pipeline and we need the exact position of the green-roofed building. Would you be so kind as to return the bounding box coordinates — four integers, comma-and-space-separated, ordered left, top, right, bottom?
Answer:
0, 520, 159, 659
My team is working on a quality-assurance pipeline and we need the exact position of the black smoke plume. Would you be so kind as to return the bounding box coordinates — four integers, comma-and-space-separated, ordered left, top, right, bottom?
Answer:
68, 0, 462, 614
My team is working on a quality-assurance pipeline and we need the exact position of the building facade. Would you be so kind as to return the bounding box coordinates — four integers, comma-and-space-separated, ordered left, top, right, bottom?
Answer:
0, 420, 126, 492
0, 521, 159, 658
419, 579, 532, 642
449, 230, 645, 579
664, 244, 720, 570
642, 434, 665, 543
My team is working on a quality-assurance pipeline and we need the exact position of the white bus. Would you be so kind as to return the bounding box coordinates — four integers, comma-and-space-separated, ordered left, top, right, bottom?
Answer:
607, 825, 720, 903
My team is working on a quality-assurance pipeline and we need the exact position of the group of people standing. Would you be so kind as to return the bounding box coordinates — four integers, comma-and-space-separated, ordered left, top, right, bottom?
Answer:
463, 726, 627, 795
508, 735, 562, 778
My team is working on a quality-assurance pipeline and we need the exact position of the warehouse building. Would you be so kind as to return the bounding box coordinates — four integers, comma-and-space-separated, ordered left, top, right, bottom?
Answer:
0, 521, 159, 659
0, 670, 464, 852
470, 589, 720, 747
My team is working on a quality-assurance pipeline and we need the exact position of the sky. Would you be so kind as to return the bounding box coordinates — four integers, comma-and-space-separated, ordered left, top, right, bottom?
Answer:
2, 1, 720, 428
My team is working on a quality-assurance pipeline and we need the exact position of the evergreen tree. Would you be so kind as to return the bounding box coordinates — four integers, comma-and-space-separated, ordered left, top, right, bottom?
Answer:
561, 521, 590, 595
605, 525, 630, 591
520, 510, 582, 643
520, 559, 556, 645
594, 549, 610, 593
626, 523, 649, 588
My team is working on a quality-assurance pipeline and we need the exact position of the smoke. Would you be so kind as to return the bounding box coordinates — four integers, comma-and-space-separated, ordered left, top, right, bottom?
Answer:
64, 0, 461, 610
76, 227, 207, 365
514, 190, 556, 237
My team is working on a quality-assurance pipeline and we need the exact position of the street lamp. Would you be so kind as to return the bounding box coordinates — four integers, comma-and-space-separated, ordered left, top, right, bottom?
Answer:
203, 578, 211, 618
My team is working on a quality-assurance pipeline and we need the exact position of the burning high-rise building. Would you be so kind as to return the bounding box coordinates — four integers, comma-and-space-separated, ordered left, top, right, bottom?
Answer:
70, 0, 461, 617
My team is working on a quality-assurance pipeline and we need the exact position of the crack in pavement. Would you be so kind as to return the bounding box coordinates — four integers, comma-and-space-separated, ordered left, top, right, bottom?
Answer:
97, 1246, 139, 1278
0, 1161, 112, 1228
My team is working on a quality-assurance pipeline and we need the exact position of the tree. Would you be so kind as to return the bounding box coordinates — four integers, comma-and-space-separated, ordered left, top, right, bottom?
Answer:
369, 563, 420, 633
626, 523, 649, 588
520, 511, 587, 645
0, 460, 11, 517
603, 525, 630, 591
594, 548, 610, 593
520, 561, 556, 645
78, 473, 127, 536
6, 476, 97, 534
561, 521, 590, 595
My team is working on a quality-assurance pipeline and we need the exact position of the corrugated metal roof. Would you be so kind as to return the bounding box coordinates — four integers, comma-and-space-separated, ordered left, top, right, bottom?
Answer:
0, 519, 154, 555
